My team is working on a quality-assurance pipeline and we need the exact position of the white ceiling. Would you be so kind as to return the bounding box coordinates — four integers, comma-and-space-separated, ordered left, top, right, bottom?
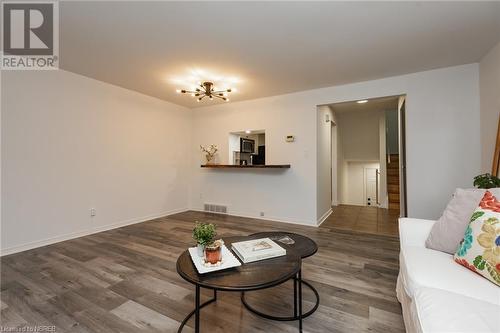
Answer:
60, 1, 500, 108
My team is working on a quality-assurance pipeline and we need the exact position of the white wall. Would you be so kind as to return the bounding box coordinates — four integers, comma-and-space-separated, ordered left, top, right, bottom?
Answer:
345, 161, 380, 206
397, 95, 407, 217
336, 109, 382, 161
386, 109, 399, 154
190, 64, 480, 224
1, 63, 482, 254
190, 96, 315, 225
331, 113, 338, 207
480, 41, 500, 172
317, 105, 334, 221
335, 108, 383, 205
1, 70, 192, 254
378, 114, 388, 208
228, 133, 240, 164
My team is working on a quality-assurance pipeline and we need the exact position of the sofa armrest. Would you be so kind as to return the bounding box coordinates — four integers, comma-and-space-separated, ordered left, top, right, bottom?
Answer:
399, 218, 436, 248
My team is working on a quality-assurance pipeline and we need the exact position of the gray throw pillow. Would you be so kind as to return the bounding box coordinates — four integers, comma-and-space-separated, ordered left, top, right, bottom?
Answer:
425, 188, 500, 254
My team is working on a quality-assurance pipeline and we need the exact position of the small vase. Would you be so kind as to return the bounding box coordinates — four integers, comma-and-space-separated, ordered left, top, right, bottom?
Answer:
197, 244, 205, 257
204, 244, 222, 264
205, 155, 214, 165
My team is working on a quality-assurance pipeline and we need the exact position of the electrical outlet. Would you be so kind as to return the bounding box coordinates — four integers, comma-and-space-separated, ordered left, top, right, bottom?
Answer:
260, 212, 265, 217
90, 208, 96, 217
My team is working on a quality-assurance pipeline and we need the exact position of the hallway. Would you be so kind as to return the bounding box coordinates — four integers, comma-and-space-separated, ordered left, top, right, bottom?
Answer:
322, 205, 399, 237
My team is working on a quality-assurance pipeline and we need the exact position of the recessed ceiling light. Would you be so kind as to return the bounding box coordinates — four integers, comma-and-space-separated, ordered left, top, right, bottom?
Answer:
245, 130, 251, 134
356, 100, 368, 104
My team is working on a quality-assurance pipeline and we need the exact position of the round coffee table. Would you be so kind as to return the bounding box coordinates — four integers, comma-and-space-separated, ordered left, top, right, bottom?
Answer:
176, 235, 303, 333
241, 232, 319, 321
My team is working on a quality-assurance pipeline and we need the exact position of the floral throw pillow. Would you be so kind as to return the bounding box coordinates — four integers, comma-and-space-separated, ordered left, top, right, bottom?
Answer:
454, 190, 500, 286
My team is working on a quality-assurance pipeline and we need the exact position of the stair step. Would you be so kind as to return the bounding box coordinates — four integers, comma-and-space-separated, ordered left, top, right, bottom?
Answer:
387, 162, 399, 169
389, 202, 400, 210
389, 193, 400, 202
387, 179, 399, 186
387, 168, 399, 176
388, 154, 399, 161
388, 184, 400, 193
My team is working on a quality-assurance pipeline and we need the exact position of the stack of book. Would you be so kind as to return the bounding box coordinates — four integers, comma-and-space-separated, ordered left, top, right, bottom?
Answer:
231, 237, 286, 263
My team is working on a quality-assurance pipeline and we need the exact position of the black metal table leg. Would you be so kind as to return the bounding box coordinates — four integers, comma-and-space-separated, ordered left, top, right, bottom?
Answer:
195, 285, 200, 333
177, 288, 217, 333
298, 270, 302, 333
293, 276, 297, 318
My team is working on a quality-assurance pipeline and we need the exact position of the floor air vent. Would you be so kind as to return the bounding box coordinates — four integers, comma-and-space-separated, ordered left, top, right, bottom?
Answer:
204, 204, 227, 214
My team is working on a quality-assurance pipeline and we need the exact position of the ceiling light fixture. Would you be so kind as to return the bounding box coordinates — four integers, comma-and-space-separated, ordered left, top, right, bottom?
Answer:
245, 130, 251, 134
356, 100, 368, 104
177, 81, 232, 102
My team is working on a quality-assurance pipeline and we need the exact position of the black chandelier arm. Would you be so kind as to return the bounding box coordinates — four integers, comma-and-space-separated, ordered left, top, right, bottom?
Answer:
213, 94, 228, 101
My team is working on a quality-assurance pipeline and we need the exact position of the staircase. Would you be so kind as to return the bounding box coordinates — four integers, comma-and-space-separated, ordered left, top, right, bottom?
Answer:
387, 154, 400, 211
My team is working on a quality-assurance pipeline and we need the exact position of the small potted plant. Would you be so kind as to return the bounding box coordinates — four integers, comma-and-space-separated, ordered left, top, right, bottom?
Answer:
192, 222, 217, 257
200, 144, 218, 165
473, 173, 500, 189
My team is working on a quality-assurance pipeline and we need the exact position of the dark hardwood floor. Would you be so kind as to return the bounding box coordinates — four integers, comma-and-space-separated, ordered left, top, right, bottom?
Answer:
323, 205, 400, 237
1, 211, 403, 333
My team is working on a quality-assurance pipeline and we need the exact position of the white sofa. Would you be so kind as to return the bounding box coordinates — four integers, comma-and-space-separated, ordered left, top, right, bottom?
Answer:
397, 218, 500, 333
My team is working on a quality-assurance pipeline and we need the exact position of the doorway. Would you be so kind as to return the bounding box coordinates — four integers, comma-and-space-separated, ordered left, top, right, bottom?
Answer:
317, 95, 406, 236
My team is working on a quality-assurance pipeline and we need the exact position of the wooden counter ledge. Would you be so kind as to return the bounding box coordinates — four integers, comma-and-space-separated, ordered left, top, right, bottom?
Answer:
201, 164, 290, 169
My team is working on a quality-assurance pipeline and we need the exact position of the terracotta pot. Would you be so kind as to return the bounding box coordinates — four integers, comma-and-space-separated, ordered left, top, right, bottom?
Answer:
204, 244, 222, 264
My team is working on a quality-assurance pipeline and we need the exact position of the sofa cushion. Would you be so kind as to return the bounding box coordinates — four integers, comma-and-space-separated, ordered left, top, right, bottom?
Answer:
400, 245, 500, 305
454, 191, 500, 286
399, 218, 436, 248
426, 188, 500, 254
413, 287, 500, 333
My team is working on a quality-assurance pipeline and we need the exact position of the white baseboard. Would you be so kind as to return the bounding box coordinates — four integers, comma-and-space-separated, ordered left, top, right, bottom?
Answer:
0, 207, 189, 256
189, 208, 318, 228
317, 207, 333, 226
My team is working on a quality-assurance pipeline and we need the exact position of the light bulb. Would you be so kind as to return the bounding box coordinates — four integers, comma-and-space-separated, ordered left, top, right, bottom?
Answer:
176, 89, 181, 93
